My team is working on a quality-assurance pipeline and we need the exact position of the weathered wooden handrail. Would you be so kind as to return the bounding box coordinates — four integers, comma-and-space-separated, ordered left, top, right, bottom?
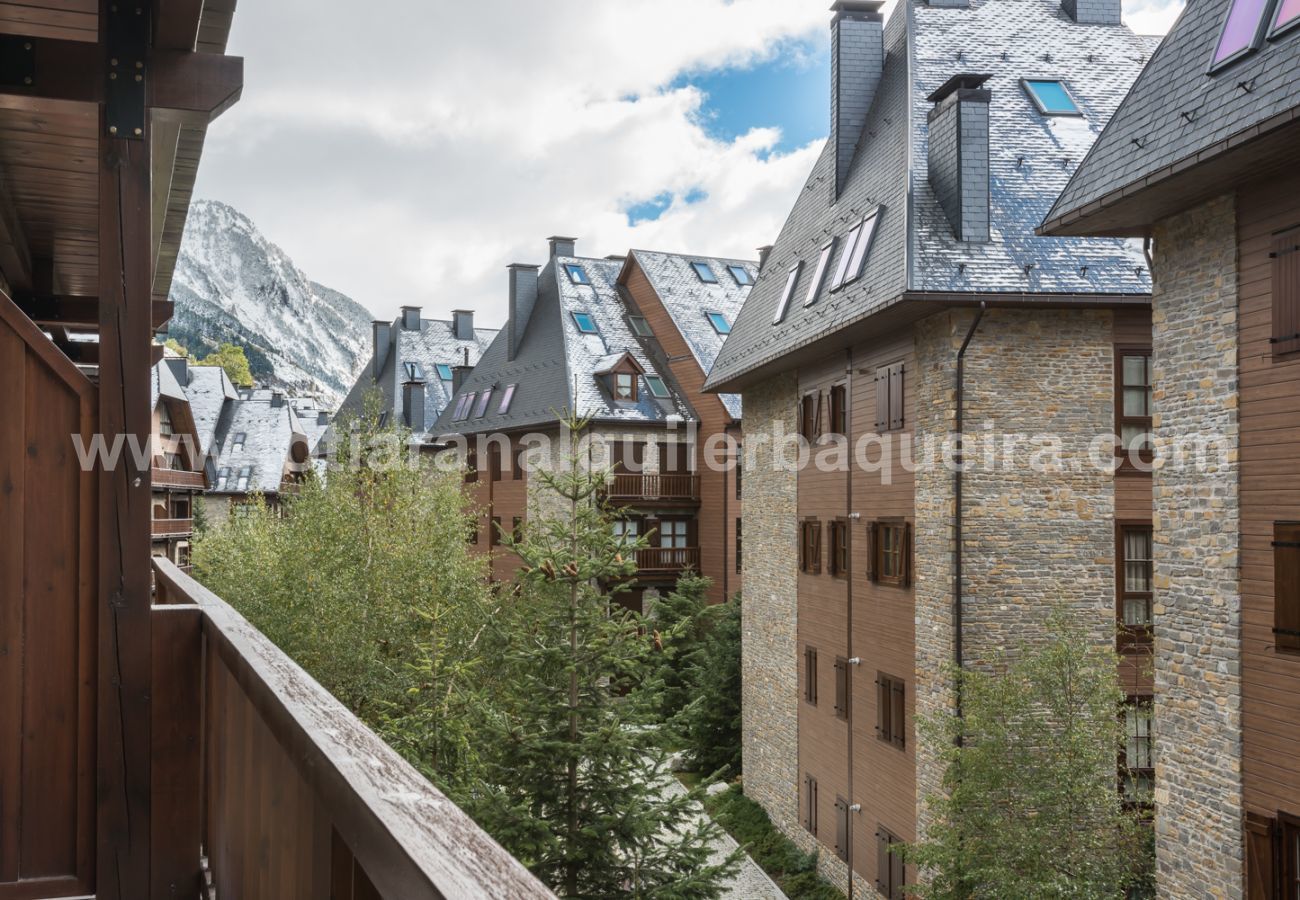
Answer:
151, 558, 553, 900
605, 472, 700, 501
151, 466, 207, 489
635, 546, 701, 573
151, 517, 193, 537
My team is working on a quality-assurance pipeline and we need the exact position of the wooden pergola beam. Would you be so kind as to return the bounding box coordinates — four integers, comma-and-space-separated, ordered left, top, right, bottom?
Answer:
0, 162, 32, 293
153, 0, 206, 52
16, 294, 174, 330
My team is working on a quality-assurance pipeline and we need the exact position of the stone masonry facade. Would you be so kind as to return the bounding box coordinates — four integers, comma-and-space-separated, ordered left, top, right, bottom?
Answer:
913, 308, 1117, 840
738, 373, 801, 838
1149, 195, 1243, 899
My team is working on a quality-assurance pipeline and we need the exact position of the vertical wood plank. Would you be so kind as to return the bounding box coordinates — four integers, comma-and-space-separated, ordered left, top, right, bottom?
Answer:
96, 6, 155, 891
150, 605, 202, 899
0, 326, 24, 883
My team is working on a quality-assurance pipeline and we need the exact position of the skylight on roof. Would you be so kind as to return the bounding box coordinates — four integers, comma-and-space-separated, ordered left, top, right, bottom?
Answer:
629, 315, 654, 337
456, 393, 476, 421
1272, 0, 1300, 34
830, 220, 865, 291
728, 265, 753, 286
845, 210, 880, 284
565, 264, 590, 285
773, 262, 802, 325
436, 363, 454, 381
1022, 80, 1081, 116
706, 311, 731, 334
691, 261, 718, 283
231, 432, 246, 452
473, 389, 493, 418
497, 383, 517, 414
572, 312, 599, 334
804, 239, 835, 307
645, 375, 670, 399
404, 361, 424, 381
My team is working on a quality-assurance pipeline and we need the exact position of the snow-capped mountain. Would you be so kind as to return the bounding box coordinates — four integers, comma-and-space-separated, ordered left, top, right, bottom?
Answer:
167, 200, 372, 404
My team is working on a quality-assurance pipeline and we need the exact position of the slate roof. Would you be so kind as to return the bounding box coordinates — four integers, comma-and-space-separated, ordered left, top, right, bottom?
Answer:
1043, 0, 1300, 233
431, 255, 696, 436
210, 397, 307, 495
336, 316, 497, 431
291, 400, 332, 455
176, 364, 237, 461
627, 250, 754, 419
705, 0, 1155, 392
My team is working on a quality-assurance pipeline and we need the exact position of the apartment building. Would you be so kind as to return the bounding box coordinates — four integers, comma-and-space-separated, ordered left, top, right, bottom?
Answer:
150, 357, 208, 570
1041, 0, 1300, 893
703, 0, 1157, 893
427, 237, 752, 605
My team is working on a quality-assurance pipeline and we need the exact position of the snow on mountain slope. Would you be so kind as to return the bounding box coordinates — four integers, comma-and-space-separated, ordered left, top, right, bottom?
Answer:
167, 200, 372, 405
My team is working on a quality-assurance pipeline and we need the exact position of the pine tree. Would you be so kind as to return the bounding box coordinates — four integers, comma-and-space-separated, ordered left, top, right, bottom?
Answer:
644, 571, 714, 740
676, 595, 742, 779
470, 416, 740, 898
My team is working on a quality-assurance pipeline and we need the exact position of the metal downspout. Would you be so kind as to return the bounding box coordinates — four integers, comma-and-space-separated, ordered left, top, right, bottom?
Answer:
953, 302, 986, 736
845, 347, 855, 899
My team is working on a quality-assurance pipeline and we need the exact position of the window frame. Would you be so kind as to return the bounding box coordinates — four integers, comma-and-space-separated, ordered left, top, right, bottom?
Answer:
804, 238, 835, 308
1116, 346, 1154, 464
473, 388, 494, 418
497, 383, 517, 415
875, 825, 907, 899
1021, 78, 1083, 116
691, 261, 718, 283
870, 519, 912, 587
830, 219, 865, 292
571, 311, 599, 334
1274, 521, 1300, 654
564, 263, 589, 285
705, 311, 732, 334
644, 374, 670, 399
435, 362, 454, 381
876, 673, 906, 750
830, 517, 850, 579
727, 264, 753, 286
230, 431, 246, 453
1270, 0, 1300, 36
612, 372, 637, 402
799, 518, 823, 575
773, 261, 802, 324
1117, 521, 1155, 644
829, 382, 848, 437
628, 315, 654, 337
844, 209, 880, 284
1208, 0, 1276, 71
799, 391, 823, 442
1121, 695, 1154, 805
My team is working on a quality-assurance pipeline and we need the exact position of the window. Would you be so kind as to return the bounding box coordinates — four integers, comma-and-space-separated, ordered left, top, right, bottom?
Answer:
804, 239, 835, 307
235, 466, 251, 492
404, 361, 424, 381
1271, 225, 1300, 358
1117, 350, 1153, 455
1119, 524, 1154, 632
773, 261, 802, 324
875, 826, 907, 900
564, 263, 589, 285
488, 444, 503, 482
572, 311, 598, 334
174, 540, 190, 567
799, 392, 822, 441
802, 775, 818, 834
613, 518, 640, 545
705, 311, 731, 334
458, 393, 477, 422
834, 798, 851, 862
613, 372, 637, 401
804, 646, 817, 705
497, 383, 517, 414
435, 363, 454, 381
170, 495, 191, 519
490, 516, 503, 546
1123, 698, 1154, 803
628, 315, 653, 337
611, 440, 645, 473
1272, 0, 1300, 34
231, 432, 246, 453
1022, 79, 1081, 116
644, 374, 670, 399
735, 447, 742, 499
473, 389, 494, 418
870, 520, 912, 586
830, 518, 850, 578
1282, 815, 1300, 900
800, 519, 822, 574
877, 673, 905, 750
1274, 522, 1300, 653
659, 518, 689, 549
158, 405, 174, 439
830, 219, 865, 292
215, 467, 230, 491
691, 261, 718, 283
846, 210, 880, 284
1246, 812, 1279, 898
1211, 0, 1273, 68
735, 518, 743, 573
874, 363, 905, 432
829, 383, 847, 437
728, 265, 753, 286
833, 657, 850, 721
512, 443, 526, 480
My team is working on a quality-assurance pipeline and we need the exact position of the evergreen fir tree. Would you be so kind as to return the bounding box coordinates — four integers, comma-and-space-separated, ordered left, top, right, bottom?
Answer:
676, 595, 742, 778
644, 571, 714, 741
470, 416, 740, 898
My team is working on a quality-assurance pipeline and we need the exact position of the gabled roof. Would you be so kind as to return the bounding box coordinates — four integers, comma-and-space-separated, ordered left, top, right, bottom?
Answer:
431, 256, 694, 436
705, 0, 1155, 392
210, 396, 307, 495
1042, 0, 1300, 235
179, 364, 238, 461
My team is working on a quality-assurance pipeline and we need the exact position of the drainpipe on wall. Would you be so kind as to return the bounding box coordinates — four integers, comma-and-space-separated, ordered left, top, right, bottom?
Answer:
845, 346, 855, 899
953, 302, 986, 740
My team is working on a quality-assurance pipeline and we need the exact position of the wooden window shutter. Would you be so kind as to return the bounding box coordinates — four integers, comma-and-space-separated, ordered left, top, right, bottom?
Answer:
867, 522, 879, 583
874, 366, 889, 431
890, 842, 906, 900
876, 828, 890, 893
876, 675, 888, 740
798, 521, 807, 571
1245, 813, 1277, 900
891, 678, 905, 749
834, 657, 849, 720
805, 647, 818, 705
813, 391, 825, 440
1272, 226, 1300, 358
835, 797, 849, 861
902, 522, 914, 587
889, 363, 905, 431
1275, 522, 1300, 652
812, 521, 823, 574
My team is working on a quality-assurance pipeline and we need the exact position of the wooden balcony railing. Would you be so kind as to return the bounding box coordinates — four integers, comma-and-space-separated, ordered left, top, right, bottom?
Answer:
150, 558, 552, 899
605, 473, 700, 502
152, 466, 207, 490
635, 546, 701, 574
152, 517, 193, 537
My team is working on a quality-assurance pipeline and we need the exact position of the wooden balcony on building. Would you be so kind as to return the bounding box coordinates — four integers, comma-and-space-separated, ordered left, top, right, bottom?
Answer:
635, 546, 701, 574
150, 558, 552, 899
152, 517, 193, 537
604, 473, 700, 503
152, 466, 207, 490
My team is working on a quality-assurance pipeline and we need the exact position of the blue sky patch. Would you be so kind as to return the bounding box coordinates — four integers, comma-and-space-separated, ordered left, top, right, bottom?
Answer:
626, 186, 711, 226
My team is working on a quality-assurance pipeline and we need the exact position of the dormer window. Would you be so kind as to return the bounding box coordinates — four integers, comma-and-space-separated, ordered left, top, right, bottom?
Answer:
231, 432, 246, 453
572, 312, 599, 334
216, 467, 230, 490
435, 363, 454, 381
1022, 79, 1081, 116
728, 265, 753, 286
645, 375, 670, 399
404, 361, 425, 381
565, 264, 589, 285
706, 311, 732, 334
614, 373, 637, 401
628, 315, 653, 337
236, 466, 252, 492
691, 261, 718, 283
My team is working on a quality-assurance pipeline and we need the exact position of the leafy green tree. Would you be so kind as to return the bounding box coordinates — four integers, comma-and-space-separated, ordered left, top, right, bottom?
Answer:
902, 610, 1153, 898
675, 595, 742, 779
198, 341, 254, 387
469, 416, 739, 898
163, 337, 190, 358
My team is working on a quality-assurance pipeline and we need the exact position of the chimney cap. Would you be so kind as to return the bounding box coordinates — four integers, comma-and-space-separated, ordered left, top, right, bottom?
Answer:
830, 0, 885, 17
451, 308, 473, 315
926, 73, 992, 104
546, 235, 579, 243
508, 262, 541, 270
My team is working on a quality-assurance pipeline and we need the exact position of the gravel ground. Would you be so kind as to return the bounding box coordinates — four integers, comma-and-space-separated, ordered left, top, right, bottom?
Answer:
663, 778, 789, 900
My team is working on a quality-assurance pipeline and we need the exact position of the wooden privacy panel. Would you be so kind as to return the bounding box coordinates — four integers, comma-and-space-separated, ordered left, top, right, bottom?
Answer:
0, 295, 96, 899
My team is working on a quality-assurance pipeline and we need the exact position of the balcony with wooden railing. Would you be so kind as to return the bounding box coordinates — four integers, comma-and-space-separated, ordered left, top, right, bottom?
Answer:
604, 472, 700, 503
152, 517, 194, 538
152, 466, 207, 490
150, 558, 552, 899
634, 546, 701, 574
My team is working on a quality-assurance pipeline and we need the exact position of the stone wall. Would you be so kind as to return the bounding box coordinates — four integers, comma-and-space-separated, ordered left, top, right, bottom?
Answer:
913, 307, 1117, 839
738, 373, 801, 836
1149, 195, 1243, 898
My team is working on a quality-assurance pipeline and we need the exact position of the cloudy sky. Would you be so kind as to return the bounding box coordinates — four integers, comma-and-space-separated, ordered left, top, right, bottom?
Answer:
193, 0, 1186, 324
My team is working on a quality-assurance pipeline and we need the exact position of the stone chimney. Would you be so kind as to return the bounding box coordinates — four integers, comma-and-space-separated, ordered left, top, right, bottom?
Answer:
1062, 0, 1121, 24
402, 382, 425, 433
926, 73, 992, 242
317, 411, 329, 426
164, 355, 189, 386
372, 320, 392, 378
271, 392, 285, 408
400, 305, 421, 331
452, 347, 473, 394
452, 309, 475, 341
830, 1, 885, 200
756, 245, 774, 272
548, 236, 577, 258
507, 263, 540, 363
